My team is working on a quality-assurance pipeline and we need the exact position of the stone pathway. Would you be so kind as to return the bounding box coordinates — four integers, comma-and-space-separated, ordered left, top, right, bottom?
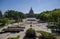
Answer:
0, 22, 52, 39
19, 32, 25, 39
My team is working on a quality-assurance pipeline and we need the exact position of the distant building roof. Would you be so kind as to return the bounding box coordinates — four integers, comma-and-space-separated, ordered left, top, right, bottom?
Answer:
26, 7, 35, 18
29, 7, 34, 14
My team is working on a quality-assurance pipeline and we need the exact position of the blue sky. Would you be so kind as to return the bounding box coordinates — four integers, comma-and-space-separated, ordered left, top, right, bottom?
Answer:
0, 0, 60, 14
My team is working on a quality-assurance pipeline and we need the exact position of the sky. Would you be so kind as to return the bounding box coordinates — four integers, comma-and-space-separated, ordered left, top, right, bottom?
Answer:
0, 0, 60, 14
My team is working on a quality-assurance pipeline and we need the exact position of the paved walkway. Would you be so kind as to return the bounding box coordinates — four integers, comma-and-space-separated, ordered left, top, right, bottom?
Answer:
19, 23, 51, 39
0, 22, 52, 39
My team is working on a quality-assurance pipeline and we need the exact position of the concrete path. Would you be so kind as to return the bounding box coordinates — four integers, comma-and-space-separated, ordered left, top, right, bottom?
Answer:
0, 22, 52, 39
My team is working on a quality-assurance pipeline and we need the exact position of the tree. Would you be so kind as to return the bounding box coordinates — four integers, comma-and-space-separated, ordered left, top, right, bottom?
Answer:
4, 10, 16, 19
4, 10, 27, 22
52, 9, 60, 22
0, 17, 10, 25
38, 9, 60, 22
0, 10, 3, 18
37, 11, 51, 21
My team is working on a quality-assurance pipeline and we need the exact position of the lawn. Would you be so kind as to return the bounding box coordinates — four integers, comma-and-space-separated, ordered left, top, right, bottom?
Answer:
37, 30, 55, 36
8, 36, 19, 39
0, 26, 4, 28
36, 30, 57, 39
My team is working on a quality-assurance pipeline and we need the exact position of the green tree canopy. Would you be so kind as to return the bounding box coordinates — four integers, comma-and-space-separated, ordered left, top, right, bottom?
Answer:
0, 10, 3, 18
38, 9, 60, 22
0, 17, 10, 25
4, 10, 27, 22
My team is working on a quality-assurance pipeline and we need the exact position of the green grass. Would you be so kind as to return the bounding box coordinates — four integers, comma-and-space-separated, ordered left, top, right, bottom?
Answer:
0, 26, 4, 28
8, 36, 19, 39
37, 30, 55, 37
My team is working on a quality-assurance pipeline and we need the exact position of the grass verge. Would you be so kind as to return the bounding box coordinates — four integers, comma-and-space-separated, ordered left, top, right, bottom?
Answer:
8, 36, 19, 39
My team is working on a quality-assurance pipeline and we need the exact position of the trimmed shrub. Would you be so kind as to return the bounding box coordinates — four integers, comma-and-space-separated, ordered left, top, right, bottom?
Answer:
23, 28, 36, 39
25, 28, 36, 38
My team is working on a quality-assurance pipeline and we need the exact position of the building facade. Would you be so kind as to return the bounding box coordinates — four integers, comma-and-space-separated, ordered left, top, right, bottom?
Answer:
26, 8, 38, 18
